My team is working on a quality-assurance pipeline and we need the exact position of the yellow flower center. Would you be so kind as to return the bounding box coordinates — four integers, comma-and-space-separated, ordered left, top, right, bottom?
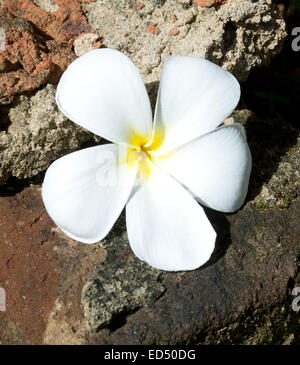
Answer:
126, 128, 166, 181
127, 144, 152, 181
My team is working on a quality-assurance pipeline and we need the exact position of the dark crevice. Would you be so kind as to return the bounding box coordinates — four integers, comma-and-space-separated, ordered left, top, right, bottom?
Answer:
240, 14, 300, 203
106, 306, 142, 332
223, 21, 238, 53
200, 207, 231, 269
106, 283, 167, 333
0, 171, 45, 197
0, 105, 11, 131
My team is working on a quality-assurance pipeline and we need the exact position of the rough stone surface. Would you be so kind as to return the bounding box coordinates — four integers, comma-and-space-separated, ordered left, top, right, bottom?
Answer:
0, 0, 286, 185
0, 110, 299, 345
0, 13, 56, 104
0, 84, 95, 184
84, 0, 286, 85
193, 0, 223, 7
82, 238, 166, 332
0, 185, 107, 345
253, 139, 299, 210
0, 0, 103, 184
0, 1, 102, 104
2, 0, 95, 44
74, 33, 103, 57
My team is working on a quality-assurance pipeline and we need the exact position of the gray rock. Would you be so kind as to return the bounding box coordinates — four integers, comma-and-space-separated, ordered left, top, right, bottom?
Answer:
74, 33, 101, 57
84, 0, 286, 84
0, 84, 95, 184
82, 237, 166, 332
0, 0, 286, 185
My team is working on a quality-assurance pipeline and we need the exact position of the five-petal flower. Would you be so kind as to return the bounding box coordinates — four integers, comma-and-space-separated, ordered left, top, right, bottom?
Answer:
42, 49, 251, 271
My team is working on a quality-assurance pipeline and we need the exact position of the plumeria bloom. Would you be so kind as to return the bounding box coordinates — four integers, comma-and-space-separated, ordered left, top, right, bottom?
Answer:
42, 49, 251, 271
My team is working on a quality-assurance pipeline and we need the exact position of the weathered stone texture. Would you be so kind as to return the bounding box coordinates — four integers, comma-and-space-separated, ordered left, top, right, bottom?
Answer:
0, 84, 94, 184
0, 0, 102, 104
0, 0, 286, 185
84, 0, 286, 84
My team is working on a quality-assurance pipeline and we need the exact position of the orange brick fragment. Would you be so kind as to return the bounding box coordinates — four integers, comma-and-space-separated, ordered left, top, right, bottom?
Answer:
193, 0, 224, 7
169, 27, 180, 36
147, 23, 161, 35
134, 1, 145, 10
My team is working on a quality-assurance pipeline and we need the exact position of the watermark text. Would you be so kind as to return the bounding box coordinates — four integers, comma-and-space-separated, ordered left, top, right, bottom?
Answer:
291, 287, 300, 312
0, 287, 6, 311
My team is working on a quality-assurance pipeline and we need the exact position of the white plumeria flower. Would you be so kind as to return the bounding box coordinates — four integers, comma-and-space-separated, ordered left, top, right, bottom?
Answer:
42, 49, 251, 271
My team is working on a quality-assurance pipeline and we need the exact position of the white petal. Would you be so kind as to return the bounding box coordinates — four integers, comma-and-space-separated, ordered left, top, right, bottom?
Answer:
42, 144, 137, 243
150, 56, 240, 155
56, 49, 153, 146
154, 124, 252, 213
126, 163, 216, 271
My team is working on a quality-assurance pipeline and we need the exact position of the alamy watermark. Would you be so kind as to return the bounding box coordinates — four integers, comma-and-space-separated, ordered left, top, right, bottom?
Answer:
94, 143, 151, 187
0, 27, 5, 52
0, 287, 6, 311
291, 27, 300, 51
291, 287, 300, 312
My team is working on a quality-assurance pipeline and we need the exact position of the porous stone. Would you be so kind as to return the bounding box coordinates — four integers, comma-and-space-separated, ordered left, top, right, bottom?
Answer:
193, 0, 222, 7
0, 0, 286, 185
82, 238, 166, 332
231, 110, 299, 213
0, 84, 95, 184
84, 0, 286, 85
0, 1, 102, 104
0, 14, 56, 104
254, 142, 299, 210
0, 1, 103, 184
74, 33, 103, 57
2, 0, 95, 44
